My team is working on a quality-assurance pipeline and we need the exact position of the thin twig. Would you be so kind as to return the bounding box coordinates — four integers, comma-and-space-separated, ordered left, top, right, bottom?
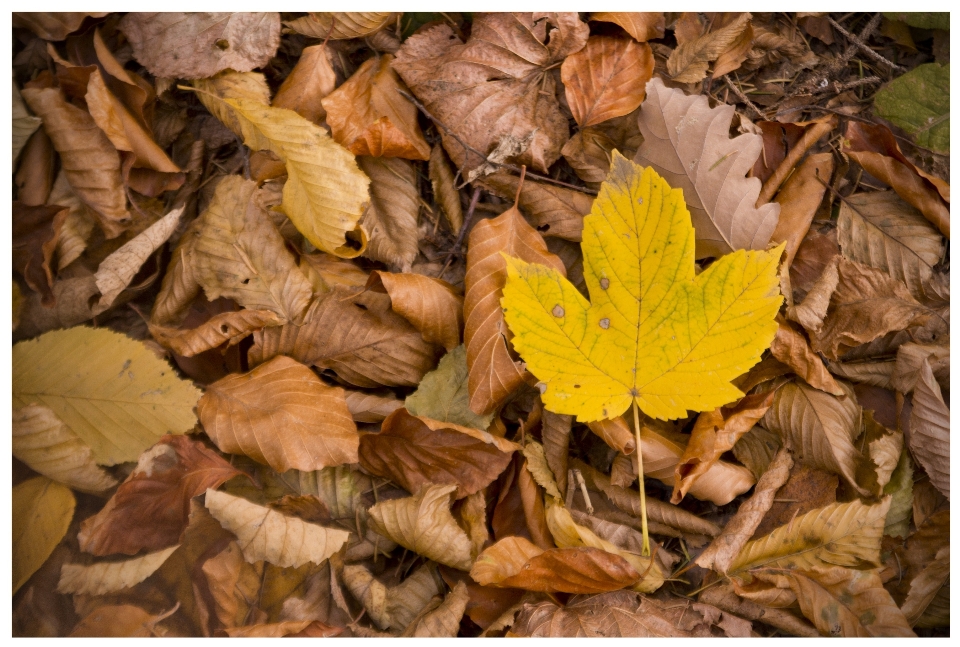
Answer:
827, 15, 906, 72
723, 75, 766, 120
573, 468, 593, 515
437, 185, 481, 280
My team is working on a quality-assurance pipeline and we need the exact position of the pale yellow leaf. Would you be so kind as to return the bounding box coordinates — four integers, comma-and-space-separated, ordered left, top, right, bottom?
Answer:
13, 476, 75, 594
57, 545, 178, 596
523, 440, 563, 500
193, 70, 272, 137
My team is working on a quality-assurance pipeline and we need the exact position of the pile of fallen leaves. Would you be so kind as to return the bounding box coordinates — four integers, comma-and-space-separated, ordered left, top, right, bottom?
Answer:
12, 11, 949, 637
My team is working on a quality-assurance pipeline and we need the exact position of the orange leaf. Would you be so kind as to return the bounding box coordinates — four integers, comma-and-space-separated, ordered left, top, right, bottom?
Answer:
561, 36, 653, 127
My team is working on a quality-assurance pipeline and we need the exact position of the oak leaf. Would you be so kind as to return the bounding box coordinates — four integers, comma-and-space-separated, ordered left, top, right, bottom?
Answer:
13, 476, 75, 594
199, 356, 360, 473
634, 78, 779, 258
503, 153, 783, 422
561, 36, 653, 127
908, 359, 950, 499
57, 545, 179, 596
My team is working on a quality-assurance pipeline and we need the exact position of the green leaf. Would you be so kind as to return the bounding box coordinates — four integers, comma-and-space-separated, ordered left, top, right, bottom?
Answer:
883, 13, 949, 31
883, 448, 913, 538
405, 345, 494, 430
874, 64, 950, 154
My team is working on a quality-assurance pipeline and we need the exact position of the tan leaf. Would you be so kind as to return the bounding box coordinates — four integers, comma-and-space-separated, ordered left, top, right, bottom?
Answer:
149, 309, 280, 357
284, 12, 399, 39
429, 144, 463, 232
471, 535, 640, 594
712, 21, 755, 78
190, 175, 312, 323
12, 404, 117, 494
343, 562, 442, 631
586, 416, 636, 455
542, 409, 572, 496
199, 95, 371, 257
892, 342, 949, 393
523, 440, 563, 500
728, 497, 890, 574
357, 156, 421, 269
699, 582, 818, 636
561, 128, 617, 183
78, 435, 244, 556
464, 199, 565, 415
787, 255, 838, 333
368, 483, 474, 570
828, 359, 896, 389
204, 543, 266, 630
367, 271, 463, 351
672, 391, 775, 504
478, 172, 593, 242
322, 55, 430, 160
589, 12, 665, 42
251, 288, 440, 388
12, 202, 68, 306
299, 252, 370, 293
69, 604, 174, 637
21, 86, 129, 238
900, 544, 949, 626
13, 476, 75, 594
272, 44, 337, 125
393, 13, 588, 174
561, 36, 653, 127
908, 359, 949, 499
343, 389, 403, 423
49, 170, 97, 271
119, 12, 281, 79
696, 448, 793, 573
838, 190, 944, 297
732, 424, 783, 479
811, 258, 931, 359
770, 317, 844, 395
402, 581, 469, 637
13, 82, 42, 162
634, 77, 779, 258
791, 227, 840, 304
204, 488, 350, 568
57, 545, 178, 596
667, 13, 752, 83
193, 70, 271, 137
770, 153, 834, 273
405, 345, 494, 431
148, 220, 202, 327
15, 110, 55, 207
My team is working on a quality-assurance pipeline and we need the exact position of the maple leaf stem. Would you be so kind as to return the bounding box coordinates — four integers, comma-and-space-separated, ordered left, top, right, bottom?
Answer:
631, 399, 651, 557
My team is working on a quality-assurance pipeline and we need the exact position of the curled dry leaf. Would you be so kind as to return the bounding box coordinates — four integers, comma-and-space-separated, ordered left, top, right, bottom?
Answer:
900, 544, 950, 626
368, 483, 474, 570
908, 359, 950, 499
343, 562, 442, 631
78, 435, 244, 556
199, 356, 359, 473
251, 288, 440, 388
405, 345, 494, 431
15, 125, 55, 207
13, 82, 42, 162
892, 342, 949, 393
770, 153, 834, 274
359, 408, 514, 499
189, 175, 312, 324
589, 12, 665, 42
787, 254, 838, 333
12, 404, 117, 494
523, 440, 563, 500
149, 309, 280, 357
561, 36, 653, 127
12, 202, 67, 306
57, 545, 179, 596
667, 13, 752, 83
20, 87, 130, 238
586, 417, 636, 455
204, 488, 350, 568
402, 581, 470, 637
789, 228, 839, 305
634, 77, 779, 258
13, 327, 201, 466
284, 12, 399, 39
562, 127, 617, 184
700, 581, 818, 636
492, 452, 553, 549
193, 70, 271, 137
13, 476, 76, 595
464, 198, 565, 415
769, 317, 844, 395
357, 156, 421, 270
201, 540, 263, 630
119, 12, 281, 79
322, 55, 430, 160
393, 13, 588, 174
49, 170, 97, 271
479, 172, 594, 242
428, 144, 463, 232
541, 409, 572, 496
272, 44, 337, 125
369, 271, 463, 351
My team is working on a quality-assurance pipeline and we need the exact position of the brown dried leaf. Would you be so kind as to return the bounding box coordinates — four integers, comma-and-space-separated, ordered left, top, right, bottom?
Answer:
699, 581, 818, 636
541, 409, 572, 496
13, 12, 107, 40
900, 544, 949, 626
368, 484, 474, 570
322, 55, 430, 160
523, 440, 563, 500
789, 227, 839, 303
201, 540, 263, 630
586, 416, 636, 455
589, 12, 665, 42
285, 12, 399, 39
15, 124, 54, 206
225, 620, 343, 638
69, 604, 172, 637
48, 170, 97, 271
562, 36, 653, 127
368, 271, 463, 351
908, 359, 950, 499
300, 252, 369, 293
393, 13, 588, 174
272, 44, 337, 125
20, 86, 130, 238
149, 309, 280, 357
478, 172, 593, 241
492, 452, 553, 549
828, 359, 896, 389
667, 13, 752, 83
190, 175, 313, 324
402, 580, 470, 637
12, 403, 117, 494
770, 153, 833, 273
119, 12, 281, 79
770, 317, 845, 395
57, 545, 178, 596
892, 342, 949, 393
343, 562, 442, 631
634, 78, 779, 258
357, 156, 421, 270
12, 202, 67, 306
428, 144, 463, 232
199, 356, 359, 473
78, 435, 244, 556
204, 488, 350, 568
13, 82, 42, 163
251, 288, 440, 388
465, 201, 565, 414
787, 254, 838, 333
562, 127, 616, 184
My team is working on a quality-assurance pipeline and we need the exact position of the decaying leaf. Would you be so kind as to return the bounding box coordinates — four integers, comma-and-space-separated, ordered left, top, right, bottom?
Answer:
523, 440, 563, 500
402, 580, 470, 637
667, 13, 752, 83
149, 309, 281, 357
367, 271, 463, 350
13, 82, 42, 162
428, 144, 463, 232
479, 172, 594, 242
892, 342, 949, 393
561, 36, 653, 127
873, 63, 949, 155
13, 327, 201, 466
769, 317, 844, 395
204, 488, 350, 568
908, 359, 949, 499
12, 202, 68, 306
13, 476, 75, 594
343, 562, 442, 631
284, 12, 399, 39
57, 545, 179, 596
405, 345, 494, 430
900, 544, 950, 626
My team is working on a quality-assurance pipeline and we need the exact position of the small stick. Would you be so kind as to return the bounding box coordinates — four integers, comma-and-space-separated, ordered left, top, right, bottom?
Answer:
631, 400, 651, 556
572, 468, 593, 515
565, 469, 578, 506
757, 117, 836, 205
722, 75, 766, 120
827, 15, 905, 72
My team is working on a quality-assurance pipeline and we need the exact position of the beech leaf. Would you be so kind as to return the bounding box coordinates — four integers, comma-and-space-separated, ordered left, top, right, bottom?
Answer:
368, 271, 464, 351
561, 36, 654, 127
356, 156, 421, 270
667, 13, 752, 83
149, 309, 281, 358
57, 545, 178, 596
272, 44, 337, 125
908, 359, 950, 499
589, 12, 665, 42
284, 12, 399, 40
13, 476, 75, 594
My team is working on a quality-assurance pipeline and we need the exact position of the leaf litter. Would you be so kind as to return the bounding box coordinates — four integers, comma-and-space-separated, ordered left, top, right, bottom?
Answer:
12, 11, 949, 638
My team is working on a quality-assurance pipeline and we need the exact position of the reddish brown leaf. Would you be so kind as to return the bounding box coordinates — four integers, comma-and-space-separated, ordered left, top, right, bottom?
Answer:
589, 12, 665, 42
561, 36, 653, 127
12, 202, 68, 305
493, 453, 554, 550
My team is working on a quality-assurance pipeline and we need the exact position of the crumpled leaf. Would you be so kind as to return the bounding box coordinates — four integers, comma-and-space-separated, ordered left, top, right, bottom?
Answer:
503, 153, 783, 422
393, 13, 588, 174
149, 309, 281, 357
523, 440, 563, 500
284, 12, 399, 39
356, 156, 420, 270
589, 12, 665, 42
189, 175, 312, 324
199, 356, 359, 473
322, 54, 430, 160
251, 288, 440, 388
428, 144, 463, 231
359, 408, 515, 499
465, 188, 565, 415
770, 317, 845, 395
402, 580, 470, 637
700, 580, 818, 636
368, 483, 474, 570
272, 44, 337, 125
200, 540, 263, 630
368, 271, 463, 351
634, 78, 779, 258
198, 94, 370, 257
667, 13, 752, 83
13, 327, 201, 466
47, 171, 97, 271
908, 359, 950, 499
78, 435, 243, 556
874, 63, 949, 154
561, 36, 653, 127
838, 190, 944, 298
13, 12, 108, 40
13, 82, 41, 162
541, 410, 572, 496
21, 86, 130, 238
57, 545, 178, 596
343, 562, 442, 631
13, 476, 75, 594
562, 127, 617, 183
900, 544, 949, 626
12, 202, 67, 306
344, 390, 403, 423
405, 345, 493, 430
119, 12, 281, 79
204, 488, 350, 568
892, 342, 949, 393
12, 404, 117, 494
